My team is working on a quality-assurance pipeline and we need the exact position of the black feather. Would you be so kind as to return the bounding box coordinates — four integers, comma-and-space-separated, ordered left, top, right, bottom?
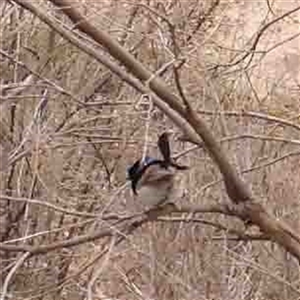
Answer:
158, 132, 171, 165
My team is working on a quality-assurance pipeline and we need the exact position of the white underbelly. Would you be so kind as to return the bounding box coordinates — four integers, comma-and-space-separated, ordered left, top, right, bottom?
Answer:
137, 181, 174, 208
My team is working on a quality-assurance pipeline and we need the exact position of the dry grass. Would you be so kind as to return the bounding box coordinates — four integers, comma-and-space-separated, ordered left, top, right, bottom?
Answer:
1, 0, 300, 299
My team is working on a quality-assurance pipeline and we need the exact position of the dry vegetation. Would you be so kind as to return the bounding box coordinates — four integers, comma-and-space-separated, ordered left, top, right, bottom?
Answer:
1, 0, 300, 299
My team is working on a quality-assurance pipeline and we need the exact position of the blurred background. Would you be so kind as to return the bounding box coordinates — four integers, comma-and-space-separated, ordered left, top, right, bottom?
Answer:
1, 1, 300, 299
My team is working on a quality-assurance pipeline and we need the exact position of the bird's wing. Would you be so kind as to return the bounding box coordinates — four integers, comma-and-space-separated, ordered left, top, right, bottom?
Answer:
138, 164, 174, 186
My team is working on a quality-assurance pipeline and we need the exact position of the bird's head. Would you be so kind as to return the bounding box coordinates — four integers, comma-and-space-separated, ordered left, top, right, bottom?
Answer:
127, 156, 158, 181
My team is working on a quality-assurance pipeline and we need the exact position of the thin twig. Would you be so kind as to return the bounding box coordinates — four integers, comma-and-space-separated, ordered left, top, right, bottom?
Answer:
0, 252, 30, 300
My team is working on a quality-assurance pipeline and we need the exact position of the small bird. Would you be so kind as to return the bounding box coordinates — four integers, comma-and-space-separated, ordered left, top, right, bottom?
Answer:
127, 132, 187, 209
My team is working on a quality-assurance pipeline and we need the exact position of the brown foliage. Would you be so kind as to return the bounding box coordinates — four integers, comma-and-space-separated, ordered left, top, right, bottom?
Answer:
1, 0, 300, 299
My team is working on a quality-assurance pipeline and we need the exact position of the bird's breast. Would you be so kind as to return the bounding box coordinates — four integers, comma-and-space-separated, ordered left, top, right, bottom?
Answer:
136, 178, 174, 208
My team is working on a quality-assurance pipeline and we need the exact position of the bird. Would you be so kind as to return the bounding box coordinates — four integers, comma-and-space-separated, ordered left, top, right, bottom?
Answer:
127, 132, 188, 209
